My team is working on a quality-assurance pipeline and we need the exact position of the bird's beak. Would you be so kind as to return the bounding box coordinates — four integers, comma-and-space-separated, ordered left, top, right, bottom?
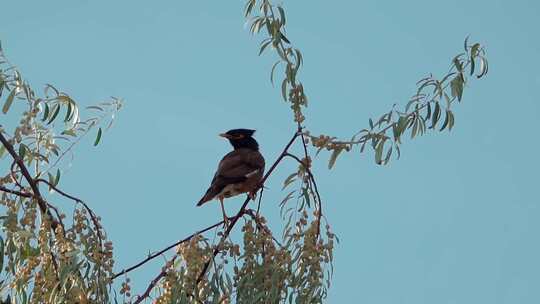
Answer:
219, 133, 232, 139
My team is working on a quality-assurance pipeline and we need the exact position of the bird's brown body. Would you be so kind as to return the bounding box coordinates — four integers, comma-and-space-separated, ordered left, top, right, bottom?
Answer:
197, 129, 265, 209
197, 148, 265, 205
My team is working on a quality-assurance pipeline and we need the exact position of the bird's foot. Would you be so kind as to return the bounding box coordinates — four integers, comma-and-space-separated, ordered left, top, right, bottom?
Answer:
222, 216, 230, 230
248, 191, 257, 201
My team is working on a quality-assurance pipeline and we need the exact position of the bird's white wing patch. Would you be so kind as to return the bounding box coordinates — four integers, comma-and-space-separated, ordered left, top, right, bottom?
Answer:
245, 169, 259, 178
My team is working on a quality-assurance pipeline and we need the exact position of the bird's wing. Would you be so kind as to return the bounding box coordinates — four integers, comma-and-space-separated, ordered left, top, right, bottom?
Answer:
197, 149, 265, 206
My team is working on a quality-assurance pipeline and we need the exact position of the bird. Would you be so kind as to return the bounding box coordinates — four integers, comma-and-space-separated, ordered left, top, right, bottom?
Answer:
197, 129, 265, 226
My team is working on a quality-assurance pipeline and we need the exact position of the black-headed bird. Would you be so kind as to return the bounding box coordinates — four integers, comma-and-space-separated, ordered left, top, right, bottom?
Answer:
197, 129, 265, 225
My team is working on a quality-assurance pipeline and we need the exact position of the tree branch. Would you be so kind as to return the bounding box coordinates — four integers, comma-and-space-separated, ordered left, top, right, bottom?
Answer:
0, 185, 32, 197
0, 132, 59, 230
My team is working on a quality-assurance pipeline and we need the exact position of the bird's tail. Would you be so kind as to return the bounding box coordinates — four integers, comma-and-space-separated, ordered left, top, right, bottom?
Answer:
197, 188, 214, 206
197, 196, 210, 206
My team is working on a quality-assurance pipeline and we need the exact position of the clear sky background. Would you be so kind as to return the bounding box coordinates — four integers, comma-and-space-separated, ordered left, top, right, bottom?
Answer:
1, 0, 539, 303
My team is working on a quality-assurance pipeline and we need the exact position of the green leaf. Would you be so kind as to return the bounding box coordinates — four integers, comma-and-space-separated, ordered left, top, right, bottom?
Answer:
469, 57, 475, 76
2, 89, 16, 114
375, 139, 385, 165
453, 57, 463, 72
302, 187, 311, 208
328, 148, 342, 169
244, 0, 255, 17
280, 31, 291, 44
259, 39, 272, 56
431, 102, 441, 128
282, 172, 297, 190
470, 43, 481, 57
18, 143, 27, 159
86, 105, 104, 111
64, 100, 72, 122
281, 78, 288, 101
450, 75, 464, 101
47, 172, 55, 191
424, 101, 432, 121
270, 61, 280, 85
448, 110, 455, 130
61, 129, 76, 137
439, 110, 449, 131
94, 127, 102, 146
477, 56, 489, 78
294, 49, 302, 70
411, 117, 419, 139
392, 124, 400, 143
47, 104, 60, 124
384, 146, 393, 165
278, 6, 286, 26
55, 169, 61, 186
42, 103, 50, 121
0, 236, 4, 274
397, 116, 408, 136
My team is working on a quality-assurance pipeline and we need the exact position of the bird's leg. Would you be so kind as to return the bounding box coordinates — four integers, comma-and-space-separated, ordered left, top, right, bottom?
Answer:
219, 197, 229, 229
248, 190, 257, 201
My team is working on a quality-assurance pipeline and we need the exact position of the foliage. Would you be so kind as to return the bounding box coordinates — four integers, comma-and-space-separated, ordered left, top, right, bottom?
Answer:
0, 41, 122, 303
0, 0, 487, 303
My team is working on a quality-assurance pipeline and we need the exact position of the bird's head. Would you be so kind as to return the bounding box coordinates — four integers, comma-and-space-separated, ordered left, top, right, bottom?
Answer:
220, 129, 259, 150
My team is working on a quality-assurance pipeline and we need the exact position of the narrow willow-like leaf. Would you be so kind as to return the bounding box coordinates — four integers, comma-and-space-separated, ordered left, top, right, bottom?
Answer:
282, 172, 297, 190
2, 89, 16, 114
18, 143, 27, 159
281, 78, 288, 101
375, 139, 385, 164
328, 148, 342, 169
42, 103, 50, 121
424, 102, 432, 121
47, 104, 60, 124
439, 110, 449, 131
259, 39, 272, 56
448, 110, 455, 130
64, 100, 72, 122
61, 129, 76, 137
270, 61, 281, 85
94, 127, 102, 146
278, 6, 286, 26
384, 146, 393, 165
55, 169, 61, 186
0, 236, 3, 274
431, 102, 441, 128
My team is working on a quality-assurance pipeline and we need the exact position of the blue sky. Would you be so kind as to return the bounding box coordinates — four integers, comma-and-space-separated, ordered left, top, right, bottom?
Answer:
1, 0, 539, 303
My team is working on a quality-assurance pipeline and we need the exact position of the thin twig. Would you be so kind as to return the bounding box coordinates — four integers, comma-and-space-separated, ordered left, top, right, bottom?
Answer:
47, 202, 65, 232
133, 257, 174, 304
35, 178, 104, 249
284, 152, 323, 238
244, 209, 284, 248
112, 218, 229, 280
0, 185, 31, 197
256, 187, 264, 217
10, 160, 25, 190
